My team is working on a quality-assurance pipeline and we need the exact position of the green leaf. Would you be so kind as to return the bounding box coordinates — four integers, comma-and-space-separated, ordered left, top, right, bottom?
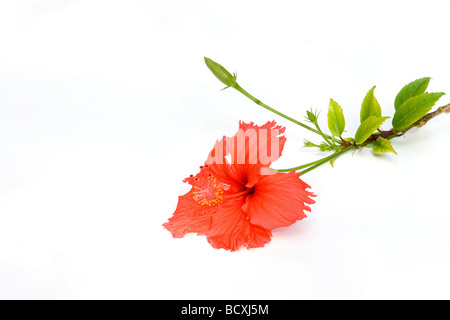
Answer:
360, 86, 381, 122
372, 137, 397, 155
344, 137, 355, 143
354, 116, 390, 145
392, 92, 445, 130
327, 99, 345, 137
394, 77, 430, 110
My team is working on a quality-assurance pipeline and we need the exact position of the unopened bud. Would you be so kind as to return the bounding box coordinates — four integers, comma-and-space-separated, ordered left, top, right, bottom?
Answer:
204, 57, 237, 89
306, 109, 319, 123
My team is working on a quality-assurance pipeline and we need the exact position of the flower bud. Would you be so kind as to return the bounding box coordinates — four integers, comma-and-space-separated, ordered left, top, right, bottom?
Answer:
306, 109, 319, 124
204, 57, 237, 88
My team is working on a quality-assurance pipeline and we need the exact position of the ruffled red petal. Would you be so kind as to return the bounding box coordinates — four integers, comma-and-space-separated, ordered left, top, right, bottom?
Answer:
206, 136, 228, 166
243, 171, 316, 230
228, 121, 286, 166
206, 197, 272, 251
163, 189, 216, 238
206, 121, 286, 167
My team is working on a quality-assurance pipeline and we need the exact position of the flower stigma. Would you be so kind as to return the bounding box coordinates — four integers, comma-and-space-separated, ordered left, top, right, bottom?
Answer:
193, 175, 224, 206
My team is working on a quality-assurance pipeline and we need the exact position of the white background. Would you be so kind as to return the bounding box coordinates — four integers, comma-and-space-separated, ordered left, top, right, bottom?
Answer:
0, 0, 449, 300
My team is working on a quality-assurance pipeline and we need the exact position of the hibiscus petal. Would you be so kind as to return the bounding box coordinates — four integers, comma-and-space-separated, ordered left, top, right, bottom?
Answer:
206, 198, 272, 251
227, 121, 287, 166
243, 171, 316, 230
206, 136, 228, 165
205, 163, 263, 192
163, 189, 216, 238
205, 121, 286, 168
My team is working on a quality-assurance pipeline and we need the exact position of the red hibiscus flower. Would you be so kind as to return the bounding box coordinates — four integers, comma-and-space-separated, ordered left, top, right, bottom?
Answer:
163, 121, 315, 251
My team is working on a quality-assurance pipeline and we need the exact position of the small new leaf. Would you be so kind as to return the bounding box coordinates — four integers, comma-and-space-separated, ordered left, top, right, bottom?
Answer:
394, 77, 430, 110
392, 92, 445, 130
327, 99, 345, 137
354, 116, 390, 145
304, 140, 318, 148
360, 86, 381, 123
373, 137, 397, 155
329, 158, 336, 167
319, 142, 334, 152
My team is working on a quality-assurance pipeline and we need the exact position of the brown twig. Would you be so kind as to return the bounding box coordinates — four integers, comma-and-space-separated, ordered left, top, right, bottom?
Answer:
361, 103, 450, 145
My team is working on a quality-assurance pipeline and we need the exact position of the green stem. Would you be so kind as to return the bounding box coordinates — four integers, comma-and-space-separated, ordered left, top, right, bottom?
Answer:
299, 147, 355, 176
274, 156, 330, 172
313, 122, 334, 146
273, 146, 355, 175
233, 83, 333, 139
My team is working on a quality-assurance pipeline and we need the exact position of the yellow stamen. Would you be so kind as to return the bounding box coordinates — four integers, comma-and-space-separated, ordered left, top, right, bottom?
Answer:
193, 176, 224, 206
